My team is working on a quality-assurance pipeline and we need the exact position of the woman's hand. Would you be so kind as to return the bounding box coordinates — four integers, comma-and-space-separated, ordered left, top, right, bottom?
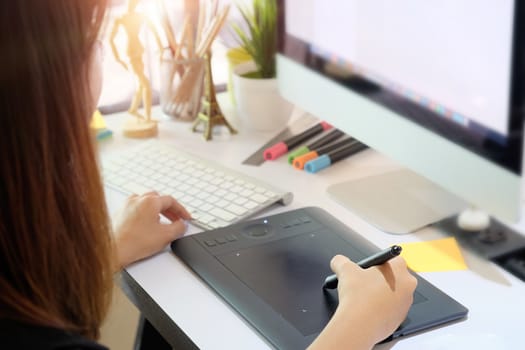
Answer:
113, 192, 191, 270
308, 255, 417, 350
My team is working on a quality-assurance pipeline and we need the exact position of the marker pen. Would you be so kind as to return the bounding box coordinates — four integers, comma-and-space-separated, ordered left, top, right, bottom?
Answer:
287, 128, 344, 164
304, 141, 368, 173
263, 121, 332, 160
323, 245, 402, 289
293, 137, 356, 170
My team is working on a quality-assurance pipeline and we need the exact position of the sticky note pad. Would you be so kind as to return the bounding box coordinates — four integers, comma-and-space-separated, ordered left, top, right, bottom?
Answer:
399, 237, 467, 272
90, 110, 106, 130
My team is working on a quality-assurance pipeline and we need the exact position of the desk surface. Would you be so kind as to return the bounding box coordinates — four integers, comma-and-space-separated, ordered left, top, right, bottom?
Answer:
100, 99, 525, 350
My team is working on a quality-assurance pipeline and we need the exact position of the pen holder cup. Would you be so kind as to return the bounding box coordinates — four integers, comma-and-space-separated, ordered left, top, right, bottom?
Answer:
160, 54, 205, 121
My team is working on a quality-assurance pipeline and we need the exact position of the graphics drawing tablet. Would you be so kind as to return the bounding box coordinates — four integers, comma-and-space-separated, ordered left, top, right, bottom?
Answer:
171, 207, 468, 349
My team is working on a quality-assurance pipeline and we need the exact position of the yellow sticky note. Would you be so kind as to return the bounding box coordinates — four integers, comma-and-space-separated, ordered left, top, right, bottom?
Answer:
399, 237, 467, 272
90, 110, 106, 130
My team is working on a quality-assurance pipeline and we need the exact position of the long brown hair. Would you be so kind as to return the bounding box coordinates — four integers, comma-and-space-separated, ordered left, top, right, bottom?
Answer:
0, 0, 111, 340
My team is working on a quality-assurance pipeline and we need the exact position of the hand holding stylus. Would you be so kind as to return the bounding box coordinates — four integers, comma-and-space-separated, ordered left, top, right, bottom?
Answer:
323, 245, 402, 289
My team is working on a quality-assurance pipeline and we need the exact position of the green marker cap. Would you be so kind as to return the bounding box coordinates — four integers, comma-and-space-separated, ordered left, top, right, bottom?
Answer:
287, 146, 310, 164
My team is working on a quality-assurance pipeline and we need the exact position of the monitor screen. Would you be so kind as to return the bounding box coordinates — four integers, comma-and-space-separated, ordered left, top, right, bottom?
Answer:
277, 0, 524, 227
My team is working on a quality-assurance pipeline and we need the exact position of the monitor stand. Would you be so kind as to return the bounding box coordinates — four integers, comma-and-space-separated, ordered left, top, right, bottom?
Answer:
326, 168, 467, 234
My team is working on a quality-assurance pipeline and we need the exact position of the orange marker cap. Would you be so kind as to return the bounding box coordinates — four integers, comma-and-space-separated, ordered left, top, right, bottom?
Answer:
293, 151, 319, 170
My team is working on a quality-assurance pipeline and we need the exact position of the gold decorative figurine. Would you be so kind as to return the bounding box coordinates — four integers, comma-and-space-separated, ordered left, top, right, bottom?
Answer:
110, 0, 163, 138
192, 51, 237, 140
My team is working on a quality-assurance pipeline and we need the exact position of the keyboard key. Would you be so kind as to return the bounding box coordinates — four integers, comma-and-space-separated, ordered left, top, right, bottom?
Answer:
234, 197, 248, 206
220, 182, 234, 190
178, 183, 191, 192
206, 195, 220, 204
209, 208, 236, 222
243, 183, 255, 190
200, 203, 213, 212
224, 193, 238, 202
203, 184, 218, 193
194, 182, 207, 189
189, 198, 204, 208
196, 191, 210, 200
187, 188, 199, 196
265, 190, 277, 197
230, 185, 243, 193
225, 204, 248, 216
244, 200, 258, 209
121, 182, 152, 195
186, 178, 199, 186
240, 189, 254, 197
252, 193, 269, 204
199, 213, 215, 224
210, 178, 223, 186
107, 176, 126, 187
215, 199, 229, 208
216, 189, 227, 197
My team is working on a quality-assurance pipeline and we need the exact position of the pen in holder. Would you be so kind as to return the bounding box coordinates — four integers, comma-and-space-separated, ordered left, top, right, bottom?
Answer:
160, 50, 205, 121
158, 0, 232, 131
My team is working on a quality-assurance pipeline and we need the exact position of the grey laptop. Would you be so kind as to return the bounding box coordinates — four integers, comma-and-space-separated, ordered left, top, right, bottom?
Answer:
171, 207, 468, 349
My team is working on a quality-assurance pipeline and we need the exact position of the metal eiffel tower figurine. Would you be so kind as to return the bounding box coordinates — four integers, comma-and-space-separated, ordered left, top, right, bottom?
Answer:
192, 51, 237, 140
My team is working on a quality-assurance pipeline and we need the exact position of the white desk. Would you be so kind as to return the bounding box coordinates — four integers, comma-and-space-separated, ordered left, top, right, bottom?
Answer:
100, 100, 525, 350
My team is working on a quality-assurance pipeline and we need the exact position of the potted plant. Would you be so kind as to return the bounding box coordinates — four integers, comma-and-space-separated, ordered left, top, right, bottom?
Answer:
230, 0, 293, 131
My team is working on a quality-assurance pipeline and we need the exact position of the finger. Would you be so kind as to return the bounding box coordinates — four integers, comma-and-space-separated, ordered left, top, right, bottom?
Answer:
162, 219, 188, 242
162, 209, 181, 222
385, 256, 408, 273
376, 256, 416, 291
330, 254, 354, 276
157, 195, 192, 220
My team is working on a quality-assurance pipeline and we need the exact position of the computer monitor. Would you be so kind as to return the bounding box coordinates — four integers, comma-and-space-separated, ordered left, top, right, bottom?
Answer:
277, 0, 524, 234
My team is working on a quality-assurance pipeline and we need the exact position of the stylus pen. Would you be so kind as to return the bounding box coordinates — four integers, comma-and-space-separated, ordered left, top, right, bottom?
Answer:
323, 245, 403, 289
304, 140, 368, 173
263, 121, 332, 160
293, 137, 356, 170
287, 128, 344, 164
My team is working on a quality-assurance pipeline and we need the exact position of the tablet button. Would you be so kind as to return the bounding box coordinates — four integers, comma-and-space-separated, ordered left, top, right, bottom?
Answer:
289, 219, 302, 226
226, 234, 238, 242
242, 223, 274, 238
216, 237, 227, 244
204, 240, 217, 247
299, 216, 312, 223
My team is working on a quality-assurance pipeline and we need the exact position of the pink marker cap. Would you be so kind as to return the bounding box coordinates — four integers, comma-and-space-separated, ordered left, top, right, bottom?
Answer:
263, 142, 288, 160
320, 121, 332, 131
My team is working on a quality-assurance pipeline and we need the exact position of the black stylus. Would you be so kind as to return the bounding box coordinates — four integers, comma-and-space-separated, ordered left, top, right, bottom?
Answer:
323, 245, 403, 289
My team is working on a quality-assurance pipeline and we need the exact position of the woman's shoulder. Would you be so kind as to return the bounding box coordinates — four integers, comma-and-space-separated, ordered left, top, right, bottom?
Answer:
0, 319, 109, 350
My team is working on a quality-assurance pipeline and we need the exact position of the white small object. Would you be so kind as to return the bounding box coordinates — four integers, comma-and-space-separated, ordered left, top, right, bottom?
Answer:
457, 207, 491, 231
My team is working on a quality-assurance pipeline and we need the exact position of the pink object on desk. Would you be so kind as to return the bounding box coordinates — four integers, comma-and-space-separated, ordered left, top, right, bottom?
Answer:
263, 121, 332, 161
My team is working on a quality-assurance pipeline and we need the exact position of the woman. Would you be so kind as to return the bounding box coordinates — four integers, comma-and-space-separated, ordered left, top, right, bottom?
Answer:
0, 1, 416, 349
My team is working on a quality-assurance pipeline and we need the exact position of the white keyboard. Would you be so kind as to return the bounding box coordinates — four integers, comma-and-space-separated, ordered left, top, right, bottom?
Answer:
102, 141, 293, 230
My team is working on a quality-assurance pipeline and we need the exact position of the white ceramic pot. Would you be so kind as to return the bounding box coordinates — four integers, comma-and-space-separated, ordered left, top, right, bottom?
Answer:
232, 61, 293, 132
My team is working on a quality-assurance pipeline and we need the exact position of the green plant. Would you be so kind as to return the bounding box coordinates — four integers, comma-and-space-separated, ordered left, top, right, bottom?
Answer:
231, 0, 277, 79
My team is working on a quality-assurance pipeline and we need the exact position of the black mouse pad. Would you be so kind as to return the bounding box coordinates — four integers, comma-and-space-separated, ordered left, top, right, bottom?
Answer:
171, 207, 468, 349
